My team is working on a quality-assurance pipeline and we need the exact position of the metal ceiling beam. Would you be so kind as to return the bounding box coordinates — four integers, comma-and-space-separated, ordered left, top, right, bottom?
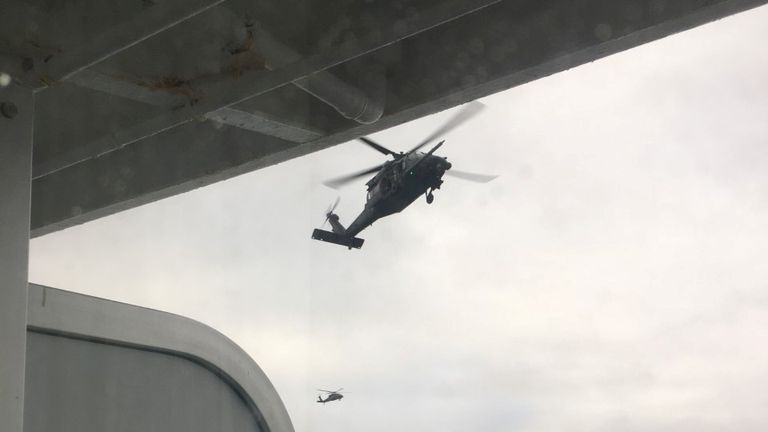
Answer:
67, 69, 322, 143
31, 0, 502, 179
205, 108, 323, 143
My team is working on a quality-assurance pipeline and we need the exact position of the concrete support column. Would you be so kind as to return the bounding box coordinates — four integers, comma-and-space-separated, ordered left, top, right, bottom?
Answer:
0, 81, 34, 432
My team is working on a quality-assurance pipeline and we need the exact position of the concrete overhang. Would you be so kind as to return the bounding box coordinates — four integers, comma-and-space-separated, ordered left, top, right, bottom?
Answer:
1, 0, 765, 237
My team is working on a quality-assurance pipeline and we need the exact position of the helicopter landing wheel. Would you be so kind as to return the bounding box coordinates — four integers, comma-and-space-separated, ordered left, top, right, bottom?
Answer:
426, 191, 434, 204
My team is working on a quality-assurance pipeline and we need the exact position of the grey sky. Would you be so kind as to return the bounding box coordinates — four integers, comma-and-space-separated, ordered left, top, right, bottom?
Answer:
30, 5, 768, 432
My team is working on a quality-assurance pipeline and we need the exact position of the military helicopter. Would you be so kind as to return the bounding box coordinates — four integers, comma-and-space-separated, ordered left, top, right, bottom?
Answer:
316, 388, 345, 404
311, 101, 496, 249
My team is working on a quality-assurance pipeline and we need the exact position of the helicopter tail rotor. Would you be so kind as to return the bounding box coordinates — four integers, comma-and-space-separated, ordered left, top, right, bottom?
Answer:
322, 197, 341, 227
313, 199, 364, 249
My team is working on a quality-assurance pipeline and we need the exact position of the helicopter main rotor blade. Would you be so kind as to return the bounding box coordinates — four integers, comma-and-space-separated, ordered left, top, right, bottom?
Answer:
406, 101, 485, 154
359, 137, 397, 157
323, 164, 383, 189
406, 141, 445, 173
445, 169, 498, 183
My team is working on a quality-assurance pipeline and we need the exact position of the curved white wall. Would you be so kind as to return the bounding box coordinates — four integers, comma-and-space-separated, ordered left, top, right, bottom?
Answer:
24, 284, 294, 432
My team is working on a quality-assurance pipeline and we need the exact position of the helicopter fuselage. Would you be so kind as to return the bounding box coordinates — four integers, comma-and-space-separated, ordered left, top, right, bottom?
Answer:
317, 392, 344, 403
343, 152, 452, 238
311, 101, 492, 249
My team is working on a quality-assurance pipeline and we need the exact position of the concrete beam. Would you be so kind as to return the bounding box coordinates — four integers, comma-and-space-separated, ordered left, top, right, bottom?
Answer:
29, 0, 768, 237
0, 83, 33, 432
31, 0, 501, 179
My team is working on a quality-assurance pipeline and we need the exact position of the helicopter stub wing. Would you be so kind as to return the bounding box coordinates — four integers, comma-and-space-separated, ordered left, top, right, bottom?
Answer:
311, 229, 364, 249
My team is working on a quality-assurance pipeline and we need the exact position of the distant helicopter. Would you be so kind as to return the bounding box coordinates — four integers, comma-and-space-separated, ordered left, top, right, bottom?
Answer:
316, 388, 345, 404
311, 101, 496, 249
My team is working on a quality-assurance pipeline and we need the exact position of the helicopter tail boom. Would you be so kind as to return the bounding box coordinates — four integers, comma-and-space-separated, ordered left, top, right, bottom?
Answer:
326, 213, 346, 235
311, 229, 364, 249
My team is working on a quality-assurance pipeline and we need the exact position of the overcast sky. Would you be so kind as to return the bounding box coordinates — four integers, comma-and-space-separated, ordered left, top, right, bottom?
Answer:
30, 5, 768, 432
